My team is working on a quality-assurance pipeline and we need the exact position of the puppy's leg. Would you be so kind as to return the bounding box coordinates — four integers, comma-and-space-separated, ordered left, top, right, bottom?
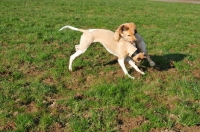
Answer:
118, 59, 134, 79
146, 55, 155, 67
69, 50, 85, 71
125, 57, 145, 75
135, 34, 155, 67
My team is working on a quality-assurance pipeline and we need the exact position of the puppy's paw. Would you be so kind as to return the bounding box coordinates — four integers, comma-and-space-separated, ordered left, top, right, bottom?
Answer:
150, 61, 155, 67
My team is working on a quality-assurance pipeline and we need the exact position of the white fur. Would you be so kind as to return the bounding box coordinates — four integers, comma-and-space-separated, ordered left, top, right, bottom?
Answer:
89, 29, 96, 32
59, 26, 78, 31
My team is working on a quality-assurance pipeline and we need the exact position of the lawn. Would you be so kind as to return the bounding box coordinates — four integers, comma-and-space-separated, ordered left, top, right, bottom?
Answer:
0, 0, 199, 131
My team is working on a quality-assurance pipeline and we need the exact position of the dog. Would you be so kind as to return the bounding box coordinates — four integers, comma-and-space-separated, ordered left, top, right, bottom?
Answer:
59, 23, 146, 79
122, 26, 155, 66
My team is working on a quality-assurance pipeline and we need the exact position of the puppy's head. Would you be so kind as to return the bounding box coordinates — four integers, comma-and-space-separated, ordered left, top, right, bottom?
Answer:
132, 52, 146, 63
114, 22, 137, 44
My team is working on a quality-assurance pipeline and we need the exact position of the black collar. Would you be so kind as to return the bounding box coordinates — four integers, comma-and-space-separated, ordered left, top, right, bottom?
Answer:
131, 50, 138, 57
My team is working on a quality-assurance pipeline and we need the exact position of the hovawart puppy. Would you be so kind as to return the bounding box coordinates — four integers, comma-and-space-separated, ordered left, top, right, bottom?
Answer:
59, 23, 145, 79
135, 33, 155, 67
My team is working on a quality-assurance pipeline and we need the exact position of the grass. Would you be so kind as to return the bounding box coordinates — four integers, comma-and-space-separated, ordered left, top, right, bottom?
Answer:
0, 0, 200, 131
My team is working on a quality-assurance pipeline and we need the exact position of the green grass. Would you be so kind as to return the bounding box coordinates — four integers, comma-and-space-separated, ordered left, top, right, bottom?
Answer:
0, 0, 200, 131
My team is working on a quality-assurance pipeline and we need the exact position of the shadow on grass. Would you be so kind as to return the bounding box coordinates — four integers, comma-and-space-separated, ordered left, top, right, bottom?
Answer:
150, 53, 187, 71
73, 53, 187, 72
103, 53, 187, 71
103, 59, 118, 66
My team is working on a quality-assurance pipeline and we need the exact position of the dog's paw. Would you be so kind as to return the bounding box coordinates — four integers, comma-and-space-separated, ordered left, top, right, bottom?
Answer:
140, 72, 145, 75
69, 67, 72, 71
126, 74, 135, 79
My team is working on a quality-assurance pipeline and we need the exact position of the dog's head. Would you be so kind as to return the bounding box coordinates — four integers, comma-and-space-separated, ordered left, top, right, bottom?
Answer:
114, 22, 137, 44
132, 52, 146, 63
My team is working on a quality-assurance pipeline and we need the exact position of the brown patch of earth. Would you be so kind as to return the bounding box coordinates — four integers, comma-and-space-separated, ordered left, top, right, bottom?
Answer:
150, 124, 200, 132
0, 121, 16, 131
115, 107, 147, 131
117, 115, 147, 132
43, 77, 57, 86
151, 0, 200, 4
192, 70, 200, 79
25, 101, 38, 113
48, 122, 73, 132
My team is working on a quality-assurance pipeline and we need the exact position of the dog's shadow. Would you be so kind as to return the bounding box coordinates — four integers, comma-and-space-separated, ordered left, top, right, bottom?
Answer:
103, 53, 187, 71
103, 59, 118, 66
149, 53, 187, 71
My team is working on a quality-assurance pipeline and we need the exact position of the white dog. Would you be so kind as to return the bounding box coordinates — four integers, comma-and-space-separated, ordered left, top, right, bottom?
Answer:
59, 23, 146, 79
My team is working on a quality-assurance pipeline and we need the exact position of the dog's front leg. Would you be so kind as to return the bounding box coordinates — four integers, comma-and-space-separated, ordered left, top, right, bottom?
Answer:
125, 57, 145, 75
118, 59, 134, 79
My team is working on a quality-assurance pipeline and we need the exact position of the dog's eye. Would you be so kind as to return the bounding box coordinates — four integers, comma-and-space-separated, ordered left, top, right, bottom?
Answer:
128, 35, 131, 36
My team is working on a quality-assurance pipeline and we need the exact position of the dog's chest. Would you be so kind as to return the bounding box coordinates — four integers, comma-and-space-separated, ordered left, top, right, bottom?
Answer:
104, 47, 118, 56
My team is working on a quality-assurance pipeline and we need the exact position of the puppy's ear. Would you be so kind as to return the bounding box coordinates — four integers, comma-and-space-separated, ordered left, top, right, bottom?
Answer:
114, 24, 128, 41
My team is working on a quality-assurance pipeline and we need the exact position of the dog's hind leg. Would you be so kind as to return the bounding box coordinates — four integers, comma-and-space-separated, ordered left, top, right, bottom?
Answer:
125, 57, 145, 75
118, 59, 134, 79
69, 49, 85, 71
69, 34, 92, 71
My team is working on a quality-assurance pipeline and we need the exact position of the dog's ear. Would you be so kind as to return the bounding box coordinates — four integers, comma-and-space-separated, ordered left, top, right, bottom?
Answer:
114, 23, 137, 41
114, 24, 129, 41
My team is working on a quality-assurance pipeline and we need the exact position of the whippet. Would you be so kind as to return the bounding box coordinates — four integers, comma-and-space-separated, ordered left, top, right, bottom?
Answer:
59, 23, 146, 79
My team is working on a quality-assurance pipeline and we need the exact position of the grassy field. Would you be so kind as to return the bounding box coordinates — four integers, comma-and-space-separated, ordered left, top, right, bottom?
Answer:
0, 0, 200, 131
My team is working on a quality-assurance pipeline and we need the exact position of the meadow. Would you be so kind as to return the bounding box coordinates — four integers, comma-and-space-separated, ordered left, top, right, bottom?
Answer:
0, 0, 199, 131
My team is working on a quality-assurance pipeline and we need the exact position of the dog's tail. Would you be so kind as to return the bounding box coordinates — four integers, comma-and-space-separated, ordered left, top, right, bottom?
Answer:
59, 25, 86, 32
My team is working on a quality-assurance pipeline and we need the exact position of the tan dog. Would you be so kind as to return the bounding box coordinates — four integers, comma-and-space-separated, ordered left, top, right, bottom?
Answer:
59, 23, 145, 79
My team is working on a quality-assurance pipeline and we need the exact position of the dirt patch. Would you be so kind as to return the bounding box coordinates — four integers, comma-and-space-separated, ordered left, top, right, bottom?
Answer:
25, 101, 38, 113
150, 124, 200, 132
115, 107, 147, 131
151, 0, 200, 4
48, 123, 62, 132
192, 70, 200, 79
180, 125, 200, 132
0, 121, 16, 131
117, 115, 146, 131
43, 77, 57, 86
